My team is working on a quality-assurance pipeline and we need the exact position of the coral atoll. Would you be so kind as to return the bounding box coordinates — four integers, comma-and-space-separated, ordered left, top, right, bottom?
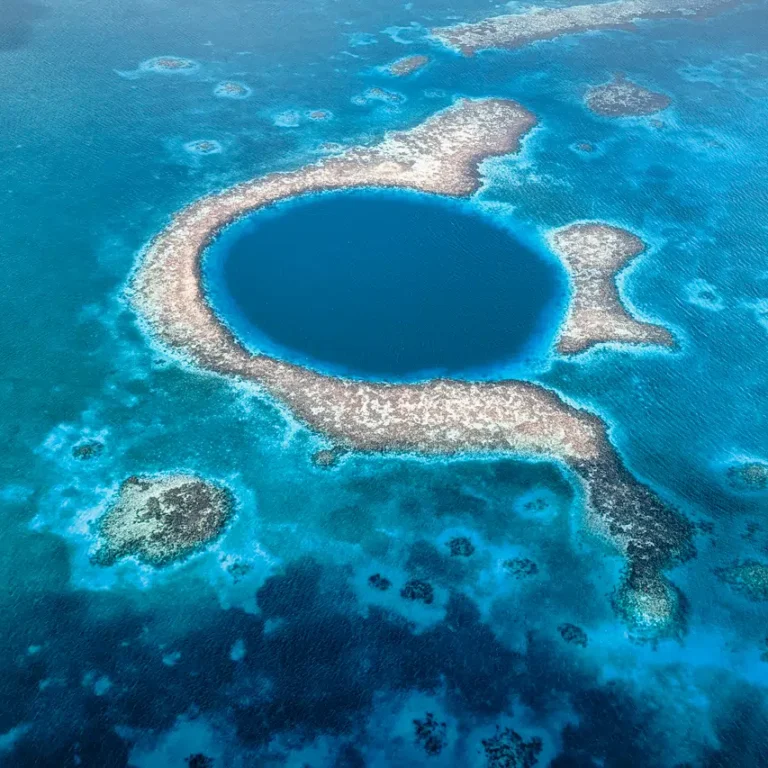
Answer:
94, 474, 233, 567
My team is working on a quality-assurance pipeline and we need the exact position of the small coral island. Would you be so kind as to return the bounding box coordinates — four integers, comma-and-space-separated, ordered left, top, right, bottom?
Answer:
383, 54, 430, 76
94, 474, 233, 567
585, 74, 671, 117
133, 98, 690, 637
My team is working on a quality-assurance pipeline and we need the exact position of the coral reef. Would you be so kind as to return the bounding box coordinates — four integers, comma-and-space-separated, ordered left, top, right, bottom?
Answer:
503, 558, 539, 579
431, 0, 739, 55
383, 54, 430, 76
558, 622, 588, 647
482, 726, 543, 768
213, 81, 251, 99
726, 460, 768, 492
549, 222, 674, 354
401, 579, 434, 604
368, 573, 392, 591
414, 712, 447, 756
715, 560, 768, 601
94, 474, 233, 567
447, 536, 475, 557
72, 439, 104, 460
585, 74, 671, 117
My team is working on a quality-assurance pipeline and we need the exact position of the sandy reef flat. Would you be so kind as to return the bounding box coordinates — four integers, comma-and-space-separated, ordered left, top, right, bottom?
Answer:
132, 99, 689, 624
550, 223, 674, 354
431, 0, 739, 55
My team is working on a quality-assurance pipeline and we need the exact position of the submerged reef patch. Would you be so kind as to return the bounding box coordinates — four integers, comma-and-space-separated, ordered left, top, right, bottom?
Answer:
431, 0, 741, 55
213, 81, 252, 99
558, 622, 588, 647
94, 474, 234, 567
549, 223, 674, 354
482, 726, 543, 768
725, 459, 768, 492
414, 713, 447, 756
184, 140, 223, 156
715, 560, 768, 601
585, 74, 672, 117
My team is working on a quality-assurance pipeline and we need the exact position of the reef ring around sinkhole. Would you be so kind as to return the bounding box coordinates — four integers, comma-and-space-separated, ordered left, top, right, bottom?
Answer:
201, 187, 569, 384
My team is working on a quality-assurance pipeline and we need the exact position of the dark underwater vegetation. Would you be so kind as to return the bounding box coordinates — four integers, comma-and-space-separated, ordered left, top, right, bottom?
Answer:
3, 0, 768, 764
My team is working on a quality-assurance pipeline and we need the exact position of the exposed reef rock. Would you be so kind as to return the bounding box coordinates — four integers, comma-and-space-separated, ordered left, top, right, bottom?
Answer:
558, 622, 588, 647
383, 54, 430, 76
414, 712, 447, 756
715, 560, 768, 601
447, 536, 475, 557
482, 725, 542, 768
725, 460, 768, 493
504, 558, 539, 579
585, 74, 671, 117
550, 223, 674, 354
401, 579, 434, 604
94, 474, 233, 567
431, 0, 738, 55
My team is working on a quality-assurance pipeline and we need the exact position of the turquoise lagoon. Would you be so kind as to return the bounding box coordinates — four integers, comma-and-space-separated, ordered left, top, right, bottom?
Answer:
2, 0, 768, 765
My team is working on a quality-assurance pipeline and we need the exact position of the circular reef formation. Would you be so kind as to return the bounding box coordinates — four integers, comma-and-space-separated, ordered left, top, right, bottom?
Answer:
132, 98, 689, 635
94, 474, 234, 567
203, 189, 566, 380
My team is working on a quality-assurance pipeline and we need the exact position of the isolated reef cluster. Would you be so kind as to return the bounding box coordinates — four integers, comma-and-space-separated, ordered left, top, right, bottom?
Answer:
95, 474, 233, 567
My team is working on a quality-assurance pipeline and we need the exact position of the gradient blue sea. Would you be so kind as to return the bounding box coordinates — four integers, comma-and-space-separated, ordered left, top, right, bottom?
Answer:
204, 190, 566, 380
3, 0, 768, 765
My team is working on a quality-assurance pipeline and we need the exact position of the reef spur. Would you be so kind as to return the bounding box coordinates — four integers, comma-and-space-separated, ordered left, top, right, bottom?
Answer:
431, 0, 738, 55
132, 99, 689, 638
550, 223, 674, 354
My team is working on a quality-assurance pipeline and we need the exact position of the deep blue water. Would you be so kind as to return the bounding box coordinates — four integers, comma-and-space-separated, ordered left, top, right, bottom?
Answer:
205, 191, 566, 380
3, 0, 768, 765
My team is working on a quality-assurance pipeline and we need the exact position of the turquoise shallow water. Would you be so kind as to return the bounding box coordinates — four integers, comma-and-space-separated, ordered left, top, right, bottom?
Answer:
204, 190, 566, 380
3, 0, 768, 765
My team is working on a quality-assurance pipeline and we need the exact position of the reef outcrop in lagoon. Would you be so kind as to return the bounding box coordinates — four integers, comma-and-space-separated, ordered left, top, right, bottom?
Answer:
550, 223, 674, 354
133, 99, 692, 636
431, 0, 739, 55
382, 54, 430, 76
586, 74, 672, 117
94, 474, 233, 567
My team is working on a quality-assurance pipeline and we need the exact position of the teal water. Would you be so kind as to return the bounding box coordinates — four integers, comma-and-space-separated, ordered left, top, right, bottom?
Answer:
3, 0, 768, 765
204, 191, 566, 380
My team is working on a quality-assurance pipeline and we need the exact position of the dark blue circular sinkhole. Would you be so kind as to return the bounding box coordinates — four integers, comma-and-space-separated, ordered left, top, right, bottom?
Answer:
203, 190, 567, 382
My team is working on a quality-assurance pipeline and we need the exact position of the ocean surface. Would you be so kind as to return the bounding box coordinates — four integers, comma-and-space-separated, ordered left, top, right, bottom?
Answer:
204, 190, 565, 380
2, 0, 768, 765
